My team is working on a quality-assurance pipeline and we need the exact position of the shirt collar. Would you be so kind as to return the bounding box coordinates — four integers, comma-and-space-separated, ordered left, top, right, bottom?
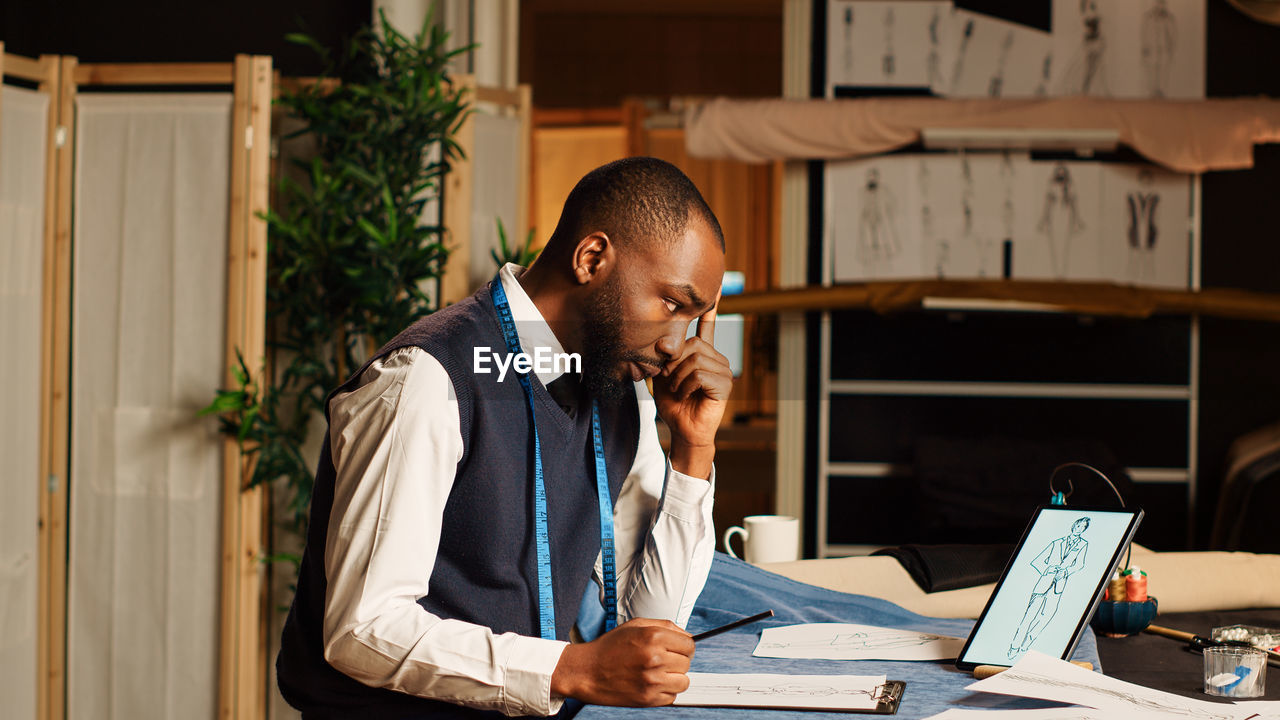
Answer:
498, 263, 569, 388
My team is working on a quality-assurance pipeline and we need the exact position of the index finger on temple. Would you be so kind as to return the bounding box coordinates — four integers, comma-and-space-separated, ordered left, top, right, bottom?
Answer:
696, 291, 721, 342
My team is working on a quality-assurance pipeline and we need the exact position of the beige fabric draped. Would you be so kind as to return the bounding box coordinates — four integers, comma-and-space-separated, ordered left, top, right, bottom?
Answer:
684, 97, 1280, 173
69, 93, 230, 720
0, 85, 50, 720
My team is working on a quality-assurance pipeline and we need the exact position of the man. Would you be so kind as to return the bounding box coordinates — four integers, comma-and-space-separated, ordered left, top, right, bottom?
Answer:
1007, 516, 1090, 659
278, 157, 731, 718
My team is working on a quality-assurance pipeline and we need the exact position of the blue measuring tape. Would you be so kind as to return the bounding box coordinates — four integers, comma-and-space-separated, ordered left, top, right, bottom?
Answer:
490, 278, 617, 640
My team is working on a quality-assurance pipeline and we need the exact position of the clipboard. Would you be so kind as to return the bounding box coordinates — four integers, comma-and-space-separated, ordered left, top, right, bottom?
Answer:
673, 674, 907, 714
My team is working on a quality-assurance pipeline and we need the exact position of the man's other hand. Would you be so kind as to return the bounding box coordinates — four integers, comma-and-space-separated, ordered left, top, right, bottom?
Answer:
551, 618, 694, 707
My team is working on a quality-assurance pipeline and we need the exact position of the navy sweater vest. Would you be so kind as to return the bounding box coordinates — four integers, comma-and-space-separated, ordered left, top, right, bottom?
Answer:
277, 281, 640, 719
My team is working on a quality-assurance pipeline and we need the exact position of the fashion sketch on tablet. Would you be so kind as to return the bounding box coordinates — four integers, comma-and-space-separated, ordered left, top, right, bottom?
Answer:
1008, 517, 1091, 661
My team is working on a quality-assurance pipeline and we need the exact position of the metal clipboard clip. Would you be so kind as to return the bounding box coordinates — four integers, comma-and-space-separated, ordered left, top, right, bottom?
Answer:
872, 680, 907, 715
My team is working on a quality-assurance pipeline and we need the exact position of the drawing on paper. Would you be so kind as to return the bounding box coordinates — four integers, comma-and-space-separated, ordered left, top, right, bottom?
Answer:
999, 152, 1016, 276
1007, 517, 1091, 661
1036, 162, 1086, 279
755, 622, 967, 661
988, 31, 1015, 97
919, 159, 948, 278
999, 665, 1240, 720
1058, 0, 1111, 96
926, 6, 943, 88
1125, 169, 1161, 282
950, 18, 976, 93
971, 652, 1253, 720
858, 167, 901, 275
677, 672, 889, 711
1141, 0, 1177, 97
882, 6, 896, 78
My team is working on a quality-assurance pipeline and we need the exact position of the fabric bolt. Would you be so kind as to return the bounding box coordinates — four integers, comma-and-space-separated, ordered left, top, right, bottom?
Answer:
683, 96, 1280, 173
68, 93, 231, 720
578, 554, 1102, 720
277, 265, 716, 718
0, 85, 50, 720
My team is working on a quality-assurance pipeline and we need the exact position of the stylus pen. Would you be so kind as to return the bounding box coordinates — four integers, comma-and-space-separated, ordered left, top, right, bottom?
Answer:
691, 609, 774, 642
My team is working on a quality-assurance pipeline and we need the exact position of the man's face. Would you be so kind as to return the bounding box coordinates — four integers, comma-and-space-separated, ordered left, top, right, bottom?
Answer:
1071, 520, 1088, 536
579, 218, 725, 404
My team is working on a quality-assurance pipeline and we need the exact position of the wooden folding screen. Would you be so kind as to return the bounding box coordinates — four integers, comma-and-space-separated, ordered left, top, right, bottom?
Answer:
7, 54, 271, 720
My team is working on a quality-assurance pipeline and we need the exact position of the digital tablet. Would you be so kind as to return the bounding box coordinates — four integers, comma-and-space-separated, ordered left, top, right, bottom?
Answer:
954, 505, 1144, 671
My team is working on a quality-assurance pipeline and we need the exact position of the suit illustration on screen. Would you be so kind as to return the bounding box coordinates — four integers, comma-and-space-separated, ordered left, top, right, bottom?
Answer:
1008, 516, 1091, 660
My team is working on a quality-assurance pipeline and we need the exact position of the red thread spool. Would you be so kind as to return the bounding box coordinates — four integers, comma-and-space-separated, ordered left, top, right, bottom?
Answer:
1124, 567, 1148, 602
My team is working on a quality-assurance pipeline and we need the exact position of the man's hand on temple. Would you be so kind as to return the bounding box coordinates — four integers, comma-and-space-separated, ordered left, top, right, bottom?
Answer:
654, 296, 731, 480
551, 618, 695, 707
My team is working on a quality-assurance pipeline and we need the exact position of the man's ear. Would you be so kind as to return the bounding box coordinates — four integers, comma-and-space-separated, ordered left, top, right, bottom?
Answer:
571, 231, 612, 285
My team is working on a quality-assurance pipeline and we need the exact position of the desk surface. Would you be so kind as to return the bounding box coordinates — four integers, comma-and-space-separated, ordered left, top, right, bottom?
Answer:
1096, 608, 1280, 702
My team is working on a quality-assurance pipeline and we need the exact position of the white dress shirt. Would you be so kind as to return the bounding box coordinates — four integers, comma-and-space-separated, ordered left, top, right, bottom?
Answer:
320, 264, 717, 716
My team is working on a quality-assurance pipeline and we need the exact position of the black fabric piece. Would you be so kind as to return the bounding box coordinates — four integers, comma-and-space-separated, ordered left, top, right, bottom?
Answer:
910, 435, 1136, 545
871, 543, 1015, 593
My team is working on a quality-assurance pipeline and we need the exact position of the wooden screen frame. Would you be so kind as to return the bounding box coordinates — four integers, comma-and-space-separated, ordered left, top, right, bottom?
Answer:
26, 54, 273, 720
2, 44, 69, 720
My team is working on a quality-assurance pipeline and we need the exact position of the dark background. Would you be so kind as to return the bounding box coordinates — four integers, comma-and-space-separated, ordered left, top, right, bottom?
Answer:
4, 0, 1277, 549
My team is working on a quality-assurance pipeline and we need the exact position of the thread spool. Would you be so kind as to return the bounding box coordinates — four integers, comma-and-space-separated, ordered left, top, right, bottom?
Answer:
1107, 572, 1126, 602
1124, 566, 1148, 602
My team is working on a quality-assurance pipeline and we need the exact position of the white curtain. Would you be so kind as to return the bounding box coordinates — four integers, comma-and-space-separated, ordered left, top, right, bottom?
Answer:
69, 94, 230, 720
0, 85, 50, 720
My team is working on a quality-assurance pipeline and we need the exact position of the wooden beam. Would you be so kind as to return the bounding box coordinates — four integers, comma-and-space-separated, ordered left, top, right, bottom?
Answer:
3, 50, 48, 83
74, 62, 234, 86
474, 84, 523, 107
37, 53, 76, 720
715, 280, 1280, 323
531, 106, 624, 127
218, 54, 271, 720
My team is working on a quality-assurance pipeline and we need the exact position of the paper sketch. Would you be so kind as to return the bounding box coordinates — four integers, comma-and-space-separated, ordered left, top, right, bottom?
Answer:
934, 9, 1053, 99
754, 622, 967, 661
829, 155, 923, 281
968, 651, 1258, 720
1142, 0, 1177, 97
676, 672, 887, 711
1038, 162, 1087, 278
826, 0, 950, 94
1008, 517, 1091, 661
1096, 163, 1190, 289
1057, 0, 1112, 96
919, 158, 947, 277
1051, 0, 1205, 99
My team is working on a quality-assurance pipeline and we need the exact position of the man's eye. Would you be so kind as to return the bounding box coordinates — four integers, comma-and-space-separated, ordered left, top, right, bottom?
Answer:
663, 299, 679, 313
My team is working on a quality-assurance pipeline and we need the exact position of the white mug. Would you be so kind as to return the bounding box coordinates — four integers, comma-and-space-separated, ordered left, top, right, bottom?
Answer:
723, 515, 800, 564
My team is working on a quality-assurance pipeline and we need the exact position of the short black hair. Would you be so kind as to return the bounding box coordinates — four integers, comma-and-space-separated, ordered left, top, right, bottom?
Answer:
546, 157, 725, 255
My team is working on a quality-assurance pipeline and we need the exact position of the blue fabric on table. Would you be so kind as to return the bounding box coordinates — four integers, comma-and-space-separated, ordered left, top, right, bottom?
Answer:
577, 553, 1099, 720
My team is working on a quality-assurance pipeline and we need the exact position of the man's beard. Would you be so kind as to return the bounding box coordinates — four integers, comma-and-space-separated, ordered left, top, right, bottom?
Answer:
579, 276, 663, 406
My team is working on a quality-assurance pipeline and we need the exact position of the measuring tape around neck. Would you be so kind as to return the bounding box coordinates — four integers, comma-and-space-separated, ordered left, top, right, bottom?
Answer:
490, 277, 618, 640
